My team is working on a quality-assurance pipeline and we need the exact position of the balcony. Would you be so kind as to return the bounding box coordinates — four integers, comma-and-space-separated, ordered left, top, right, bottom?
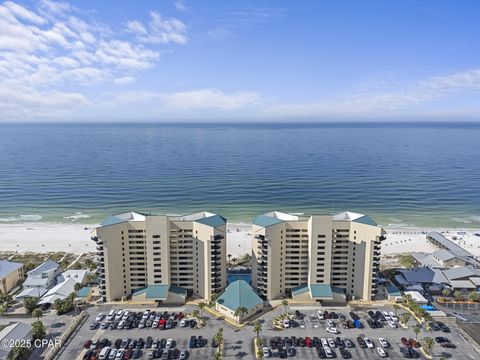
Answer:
255, 235, 265, 241
212, 277, 222, 283
96, 245, 103, 251
212, 283, 222, 289
373, 251, 381, 256
91, 236, 99, 242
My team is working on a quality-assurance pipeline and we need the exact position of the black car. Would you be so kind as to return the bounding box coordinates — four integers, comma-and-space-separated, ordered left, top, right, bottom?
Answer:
375, 311, 386, 321
270, 338, 278, 349
290, 336, 297, 347
367, 310, 376, 319
429, 322, 440, 331
316, 346, 326, 359
160, 338, 167, 348
400, 347, 412, 358
356, 337, 366, 348
145, 337, 153, 349
197, 336, 205, 347
437, 322, 450, 333
128, 340, 137, 349
435, 337, 449, 343
132, 349, 142, 359
312, 337, 319, 347
349, 311, 359, 321
336, 337, 345, 347
340, 348, 351, 359
114, 338, 122, 348
279, 348, 288, 358
295, 310, 304, 320
189, 319, 196, 328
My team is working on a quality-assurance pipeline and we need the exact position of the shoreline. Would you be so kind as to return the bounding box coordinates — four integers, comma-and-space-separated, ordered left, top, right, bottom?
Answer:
1, 222, 479, 258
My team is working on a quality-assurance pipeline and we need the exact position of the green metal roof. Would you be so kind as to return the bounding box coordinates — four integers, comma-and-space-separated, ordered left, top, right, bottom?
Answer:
386, 284, 402, 296
195, 214, 227, 228
252, 214, 284, 228
291, 284, 310, 296
217, 280, 263, 310
309, 284, 334, 299
353, 215, 377, 226
132, 285, 188, 299
77, 287, 92, 298
100, 215, 124, 227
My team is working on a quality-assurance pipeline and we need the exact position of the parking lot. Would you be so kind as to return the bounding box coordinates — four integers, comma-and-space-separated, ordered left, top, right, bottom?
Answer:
54, 303, 479, 360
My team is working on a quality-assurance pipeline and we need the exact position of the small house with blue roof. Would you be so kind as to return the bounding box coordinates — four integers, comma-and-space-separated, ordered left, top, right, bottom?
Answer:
215, 280, 264, 323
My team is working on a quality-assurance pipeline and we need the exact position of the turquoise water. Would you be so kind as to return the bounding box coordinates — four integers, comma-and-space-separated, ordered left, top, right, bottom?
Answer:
0, 122, 479, 227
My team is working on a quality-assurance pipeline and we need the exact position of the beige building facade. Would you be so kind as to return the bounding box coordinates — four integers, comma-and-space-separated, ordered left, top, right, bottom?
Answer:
93, 211, 227, 302
0, 260, 24, 294
252, 211, 384, 302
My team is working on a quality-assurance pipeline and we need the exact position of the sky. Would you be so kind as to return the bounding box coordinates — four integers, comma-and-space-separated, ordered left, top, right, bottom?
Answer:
1, 0, 480, 122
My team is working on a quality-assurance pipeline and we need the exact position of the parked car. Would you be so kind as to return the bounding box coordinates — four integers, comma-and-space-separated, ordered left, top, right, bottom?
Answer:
378, 338, 389, 348
326, 327, 338, 334
364, 338, 374, 349
377, 347, 387, 357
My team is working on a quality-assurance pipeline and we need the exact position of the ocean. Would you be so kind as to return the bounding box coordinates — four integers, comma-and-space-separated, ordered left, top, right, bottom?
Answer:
0, 122, 479, 227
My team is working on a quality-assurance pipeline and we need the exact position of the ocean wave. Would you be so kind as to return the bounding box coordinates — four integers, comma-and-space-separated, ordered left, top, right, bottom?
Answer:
450, 217, 473, 224
470, 216, 480, 223
0, 214, 43, 222
64, 212, 91, 221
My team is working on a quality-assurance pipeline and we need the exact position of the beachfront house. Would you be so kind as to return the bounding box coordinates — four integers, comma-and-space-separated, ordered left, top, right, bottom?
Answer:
0, 259, 23, 294
58, 269, 88, 284
38, 278, 77, 305
16, 260, 61, 300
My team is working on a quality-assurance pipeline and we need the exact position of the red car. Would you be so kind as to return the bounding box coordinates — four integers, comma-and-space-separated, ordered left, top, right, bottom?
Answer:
305, 337, 312, 347
409, 339, 419, 348
83, 340, 92, 349
401, 337, 411, 348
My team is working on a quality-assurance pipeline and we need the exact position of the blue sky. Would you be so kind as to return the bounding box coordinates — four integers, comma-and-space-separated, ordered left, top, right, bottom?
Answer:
1, 0, 480, 121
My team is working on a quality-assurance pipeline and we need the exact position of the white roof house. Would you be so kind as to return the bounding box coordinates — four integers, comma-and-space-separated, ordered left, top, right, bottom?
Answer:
404, 291, 428, 304
38, 278, 77, 305
59, 270, 88, 284
0, 322, 31, 358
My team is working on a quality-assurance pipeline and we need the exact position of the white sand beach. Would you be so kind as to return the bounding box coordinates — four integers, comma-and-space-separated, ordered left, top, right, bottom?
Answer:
1, 222, 479, 258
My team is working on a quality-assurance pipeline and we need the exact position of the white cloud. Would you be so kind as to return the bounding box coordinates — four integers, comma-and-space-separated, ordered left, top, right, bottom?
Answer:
261, 69, 480, 119
127, 10, 187, 45
0, 1, 187, 119
162, 89, 261, 110
174, 0, 188, 12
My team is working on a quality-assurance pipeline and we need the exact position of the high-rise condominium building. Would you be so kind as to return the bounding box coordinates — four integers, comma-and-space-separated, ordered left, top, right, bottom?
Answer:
93, 211, 227, 302
252, 211, 384, 302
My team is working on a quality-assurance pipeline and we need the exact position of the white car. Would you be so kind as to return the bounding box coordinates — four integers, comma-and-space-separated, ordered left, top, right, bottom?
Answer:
327, 320, 335, 327
378, 338, 389, 348
122, 310, 130, 321
324, 347, 333, 358
389, 312, 398, 322
453, 312, 467, 321
95, 313, 105, 322
108, 349, 118, 360
262, 347, 271, 358
283, 319, 290, 329
115, 310, 124, 321
364, 338, 374, 349
327, 338, 336, 348
115, 349, 125, 359
142, 310, 151, 319
117, 320, 125, 329
166, 339, 174, 349
326, 327, 338, 334
321, 338, 328, 347
382, 311, 391, 321
377, 347, 387, 357
107, 310, 116, 321
180, 319, 187, 327
387, 320, 397, 328
317, 311, 325, 320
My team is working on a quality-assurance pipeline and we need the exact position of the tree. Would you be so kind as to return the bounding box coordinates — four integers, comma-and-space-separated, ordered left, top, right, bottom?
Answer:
214, 352, 222, 360
468, 291, 478, 302
400, 312, 411, 325
192, 309, 199, 319
393, 304, 400, 316
253, 321, 262, 338
209, 293, 219, 307
23, 297, 38, 314
234, 306, 248, 322
453, 290, 463, 301
257, 348, 265, 359
32, 308, 43, 321
24, 263, 36, 272
242, 253, 251, 263
7, 344, 31, 360
442, 288, 451, 297
227, 254, 232, 263
422, 337, 434, 355
53, 293, 75, 315
281, 299, 289, 314
32, 320, 46, 340
198, 301, 207, 319
0, 292, 15, 314
74, 282, 83, 292
413, 325, 421, 340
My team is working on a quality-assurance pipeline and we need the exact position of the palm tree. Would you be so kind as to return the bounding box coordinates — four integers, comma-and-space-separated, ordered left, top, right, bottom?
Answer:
413, 325, 421, 340
253, 321, 262, 338
234, 306, 248, 322
442, 288, 451, 298
257, 348, 265, 359
469, 291, 478, 302
209, 293, 219, 307
32, 308, 43, 321
400, 312, 410, 325
227, 254, 232, 264
422, 337, 434, 355
453, 290, 463, 301
393, 304, 400, 316
281, 299, 289, 314
198, 301, 207, 319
